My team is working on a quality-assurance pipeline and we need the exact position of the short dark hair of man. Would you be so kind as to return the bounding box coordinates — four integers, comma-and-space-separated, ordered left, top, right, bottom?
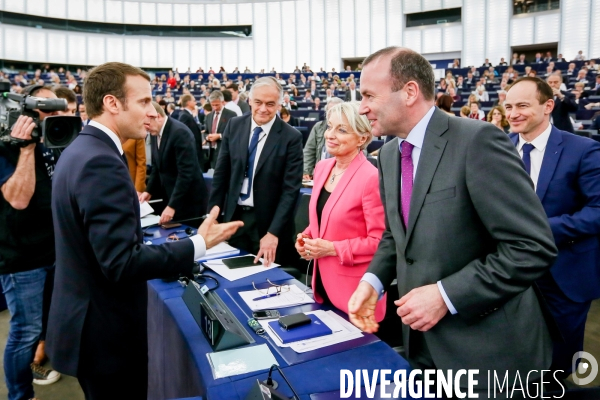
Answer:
54, 86, 77, 104
362, 46, 435, 101
23, 84, 54, 97
222, 89, 233, 102
506, 76, 554, 104
229, 83, 239, 92
180, 94, 194, 108
83, 62, 150, 119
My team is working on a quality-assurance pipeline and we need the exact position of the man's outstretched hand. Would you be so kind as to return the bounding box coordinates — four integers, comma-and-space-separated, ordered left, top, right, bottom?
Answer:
198, 206, 243, 249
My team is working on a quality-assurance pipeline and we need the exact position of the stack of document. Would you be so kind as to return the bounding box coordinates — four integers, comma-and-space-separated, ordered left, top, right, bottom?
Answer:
203, 255, 279, 281
199, 242, 240, 261
238, 284, 315, 310
259, 310, 363, 353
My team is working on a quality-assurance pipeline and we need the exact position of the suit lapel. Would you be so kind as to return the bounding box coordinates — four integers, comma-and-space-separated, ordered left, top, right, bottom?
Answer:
536, 127, 563, 202
382, 139, 406, 242
255, 117, 282, 175
319, 153, 365, 237
238, 116, 252, 168
80, 125, 121, 157
405, 110, 448, 248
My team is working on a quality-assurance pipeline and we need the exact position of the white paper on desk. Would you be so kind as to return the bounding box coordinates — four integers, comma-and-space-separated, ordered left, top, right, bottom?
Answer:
207, 344, 278, 379
140, 214, 160, 228
259, 310, 363, 353
239, 284, 315, 311
199, 242, 240, 261
203, 255, 279, 281
140, 201, 154, 218
302, 180, 314, 187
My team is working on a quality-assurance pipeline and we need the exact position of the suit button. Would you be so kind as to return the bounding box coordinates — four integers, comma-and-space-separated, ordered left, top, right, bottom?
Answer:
406, 258, 414, 265
567, 240, 575, 245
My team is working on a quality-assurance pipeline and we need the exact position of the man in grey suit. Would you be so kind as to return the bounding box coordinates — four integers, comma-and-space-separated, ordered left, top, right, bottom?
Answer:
348, 47, 557, 394
302, 97, 343, 180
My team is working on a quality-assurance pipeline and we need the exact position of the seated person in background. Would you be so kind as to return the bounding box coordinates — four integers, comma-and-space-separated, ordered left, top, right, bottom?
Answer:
282, 94, 298, 110
460, 105, 471, 118
474, 86, 489, 102
140, 102, 208, 225
324, 89, 335, 103
574, 50, 585, 61
436, 94, 455, 116
544, 65, 555, 77
280, 107, 299, 127
312, 97, 323, 111
295, 102, 386, 321
303, 91, 314, 102
487, 105, 510, 133
466, 93, 478, 107
437, 79, 448, 94
493, 90, 507, 108
303, 98, 343, 180
469, 102, 486, 120
576, 69, 589, 84
447, 87, 461, 102
566, 63, 577, 76
123, 138, 147, 193
572, 82, 588, 104
498, 57, 508, 66
527, 70, 537, 78
455, 75, 464, 89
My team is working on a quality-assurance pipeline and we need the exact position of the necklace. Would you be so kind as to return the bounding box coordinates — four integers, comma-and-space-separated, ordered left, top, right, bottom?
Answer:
329, 168, 346, 184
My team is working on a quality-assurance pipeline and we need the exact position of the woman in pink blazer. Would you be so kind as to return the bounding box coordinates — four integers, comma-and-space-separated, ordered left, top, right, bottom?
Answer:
295, 102, 386, 321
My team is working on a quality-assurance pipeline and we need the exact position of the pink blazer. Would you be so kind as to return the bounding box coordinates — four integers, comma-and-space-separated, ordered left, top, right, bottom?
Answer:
303, 152, 387, 321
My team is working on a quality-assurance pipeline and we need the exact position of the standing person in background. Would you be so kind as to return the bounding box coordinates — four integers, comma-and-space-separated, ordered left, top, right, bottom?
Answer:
178, 94, 203, 168
122, 138, 147, 193
209, 77, 303, 267
303, 98, 343, 180
506, 76, 600, 386
204, 91, 237, 170
547, 73, 577, 133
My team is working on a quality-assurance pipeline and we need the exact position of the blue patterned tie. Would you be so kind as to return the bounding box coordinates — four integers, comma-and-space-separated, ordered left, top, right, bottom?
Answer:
522, 143, 534, 175
240, 126, 262, 201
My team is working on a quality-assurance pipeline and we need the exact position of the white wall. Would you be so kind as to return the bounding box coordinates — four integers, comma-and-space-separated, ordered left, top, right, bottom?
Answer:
0, 0, 597, 71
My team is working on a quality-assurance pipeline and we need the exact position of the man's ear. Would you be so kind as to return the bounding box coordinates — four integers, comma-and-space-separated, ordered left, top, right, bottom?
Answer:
544, 99, 555, 115
103, 94, 120, 115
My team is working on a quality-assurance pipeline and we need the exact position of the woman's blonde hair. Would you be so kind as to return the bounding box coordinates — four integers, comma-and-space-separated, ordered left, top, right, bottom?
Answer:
326, 101, 373, 151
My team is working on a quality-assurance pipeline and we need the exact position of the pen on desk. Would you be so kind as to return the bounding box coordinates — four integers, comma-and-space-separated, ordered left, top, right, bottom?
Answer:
252, 293, 278, 301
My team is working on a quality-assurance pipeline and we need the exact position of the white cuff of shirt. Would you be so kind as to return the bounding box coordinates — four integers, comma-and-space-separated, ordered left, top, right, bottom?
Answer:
437, 280, 458, 315
361, 273, 386, 300
190, 235, 207, 260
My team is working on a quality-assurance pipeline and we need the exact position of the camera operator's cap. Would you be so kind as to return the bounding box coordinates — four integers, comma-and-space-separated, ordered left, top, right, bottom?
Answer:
22, 84, 46, 96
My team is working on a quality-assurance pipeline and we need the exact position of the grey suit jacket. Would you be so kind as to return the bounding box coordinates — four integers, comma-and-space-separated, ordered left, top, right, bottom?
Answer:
369, 108, 557, 387
303, 120, 326, 176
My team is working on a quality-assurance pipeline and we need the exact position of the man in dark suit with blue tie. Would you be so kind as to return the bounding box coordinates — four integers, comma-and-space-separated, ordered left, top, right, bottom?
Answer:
506, 76, 600, 382
47, 62, 242, 399
209, 77, 303, 266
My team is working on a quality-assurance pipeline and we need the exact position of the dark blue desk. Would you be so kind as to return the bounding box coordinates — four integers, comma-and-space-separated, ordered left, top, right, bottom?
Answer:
146, 232, 410, 399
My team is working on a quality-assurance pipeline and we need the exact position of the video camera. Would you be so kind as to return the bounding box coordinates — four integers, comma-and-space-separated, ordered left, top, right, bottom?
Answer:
0, 81, 81, 148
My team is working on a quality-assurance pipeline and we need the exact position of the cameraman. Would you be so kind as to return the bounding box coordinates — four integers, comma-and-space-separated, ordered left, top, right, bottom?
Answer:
0, 85, 61, 400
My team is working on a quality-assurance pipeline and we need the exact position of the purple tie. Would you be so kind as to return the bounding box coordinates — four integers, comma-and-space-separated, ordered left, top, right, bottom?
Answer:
400, 141, 414, 228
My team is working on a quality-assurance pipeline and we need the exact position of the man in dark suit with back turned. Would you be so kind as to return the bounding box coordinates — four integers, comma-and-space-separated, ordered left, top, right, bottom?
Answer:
506, 76, 600, 383
209, 77, 303, 266
547, 73, 578, 133
47, 62, 242, 399
177, 94, 203, 167
139, 102, 208, 225
348, 47, 557, 396
204, 90, 237, 170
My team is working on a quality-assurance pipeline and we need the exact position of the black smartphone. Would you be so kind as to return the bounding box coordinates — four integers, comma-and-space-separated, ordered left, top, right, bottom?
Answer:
222, 255, 262, 269
278, 313, 311, 330
252, 310, 281, 320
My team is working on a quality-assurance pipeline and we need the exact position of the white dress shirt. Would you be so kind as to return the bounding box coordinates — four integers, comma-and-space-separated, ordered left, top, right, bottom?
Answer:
156, 116, 168, 148
517, 123, 552, 191
89, 120, 207, 260
237, 115, 277, 207
224, 101, 243, 116
360, 106, 459, 314
350, 90, 356, 102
